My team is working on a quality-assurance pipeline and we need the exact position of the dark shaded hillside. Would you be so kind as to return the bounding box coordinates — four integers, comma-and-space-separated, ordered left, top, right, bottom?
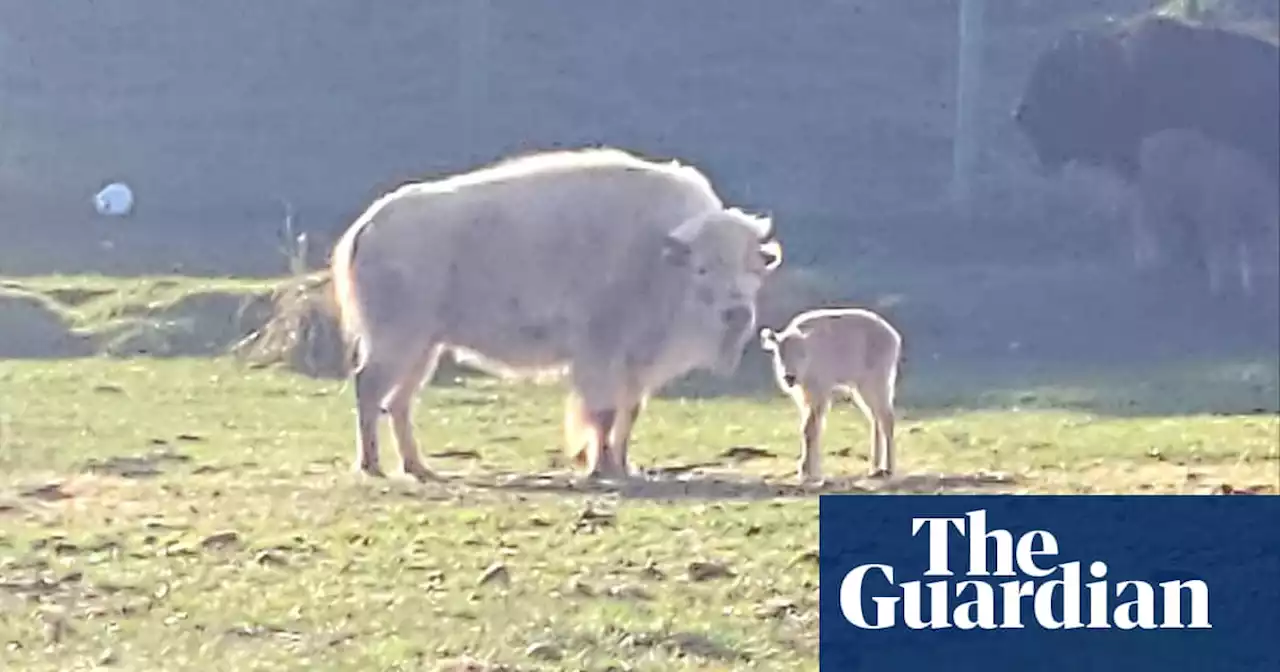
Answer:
1, 0, 1159, 275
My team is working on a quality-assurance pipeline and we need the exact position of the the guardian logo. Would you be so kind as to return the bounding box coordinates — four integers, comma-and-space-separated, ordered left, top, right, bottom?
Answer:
840, 509, 1211, 631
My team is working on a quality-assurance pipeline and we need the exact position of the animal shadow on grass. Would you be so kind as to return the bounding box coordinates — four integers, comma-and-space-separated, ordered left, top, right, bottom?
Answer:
462, 465, 1020, 501
77, 445, 196, 479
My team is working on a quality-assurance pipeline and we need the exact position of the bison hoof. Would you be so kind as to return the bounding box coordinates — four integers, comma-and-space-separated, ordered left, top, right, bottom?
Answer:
581, 466, 629, 486
355, 462, 386, 479
796, 470, 823, 486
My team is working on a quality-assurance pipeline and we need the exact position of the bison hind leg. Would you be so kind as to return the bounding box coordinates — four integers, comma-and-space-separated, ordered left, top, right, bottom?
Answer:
383, 342, 446, 482
350, 337, 438, 480
352, 358, 395, 478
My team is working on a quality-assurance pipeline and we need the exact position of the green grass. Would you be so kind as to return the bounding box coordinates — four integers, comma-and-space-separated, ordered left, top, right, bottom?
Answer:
0, 355, 1276, 671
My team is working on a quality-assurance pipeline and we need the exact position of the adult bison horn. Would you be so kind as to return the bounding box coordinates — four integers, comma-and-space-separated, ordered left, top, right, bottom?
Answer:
757, 214, 777, 244
759, 239, 782, 271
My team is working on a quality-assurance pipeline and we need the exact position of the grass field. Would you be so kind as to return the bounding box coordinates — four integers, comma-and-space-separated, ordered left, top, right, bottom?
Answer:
1, 329, 1277, 670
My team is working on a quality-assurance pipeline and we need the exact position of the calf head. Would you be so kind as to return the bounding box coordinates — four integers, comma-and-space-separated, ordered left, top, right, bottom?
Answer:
1014, 27, 1143, 179
759, 326, 808, 391
663, 208, 783, 375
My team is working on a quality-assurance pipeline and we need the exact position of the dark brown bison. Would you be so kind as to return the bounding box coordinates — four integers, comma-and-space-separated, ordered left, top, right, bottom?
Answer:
1013, 15, 1279, 280
1014, 14, 1279, 183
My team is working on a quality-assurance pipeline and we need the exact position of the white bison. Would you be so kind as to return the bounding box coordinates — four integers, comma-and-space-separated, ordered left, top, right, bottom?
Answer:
329, 147, 783, 481
1133, 127, 1280, 297
759, 307, 902, 483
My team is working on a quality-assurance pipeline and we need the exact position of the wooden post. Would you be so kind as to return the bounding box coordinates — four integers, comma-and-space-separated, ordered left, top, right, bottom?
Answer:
950, 0, 986, 216
456, 0, 491, 165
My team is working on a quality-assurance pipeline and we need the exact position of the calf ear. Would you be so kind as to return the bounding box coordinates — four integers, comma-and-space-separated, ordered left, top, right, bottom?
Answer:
758, 327, 778, 350
662, 234, 693, 268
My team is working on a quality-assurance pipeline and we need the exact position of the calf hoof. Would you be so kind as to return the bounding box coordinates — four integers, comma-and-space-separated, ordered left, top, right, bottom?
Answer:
867, 467, 892, 479
403, 462, 442, 483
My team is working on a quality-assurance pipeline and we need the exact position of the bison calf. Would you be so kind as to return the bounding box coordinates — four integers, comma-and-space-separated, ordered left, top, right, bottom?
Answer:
1134, 127, 1280, 297
759, 308, 902, 483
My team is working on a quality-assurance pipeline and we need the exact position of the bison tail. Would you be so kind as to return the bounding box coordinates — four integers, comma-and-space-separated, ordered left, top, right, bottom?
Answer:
329, 218, 373, 375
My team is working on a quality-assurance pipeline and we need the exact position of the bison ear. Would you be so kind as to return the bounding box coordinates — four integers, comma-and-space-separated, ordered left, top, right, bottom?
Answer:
661, 234, 693, 268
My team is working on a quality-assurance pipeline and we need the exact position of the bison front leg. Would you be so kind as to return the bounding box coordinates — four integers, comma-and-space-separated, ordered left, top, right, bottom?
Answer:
583, 408, 620, 481
564, 391, 592, 468
608, 398, 645, 480
569, 358, 630, 481
383, 343, 445, 483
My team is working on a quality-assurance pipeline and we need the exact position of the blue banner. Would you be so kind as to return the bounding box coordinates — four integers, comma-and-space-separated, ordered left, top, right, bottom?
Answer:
818, 495, 1280, 671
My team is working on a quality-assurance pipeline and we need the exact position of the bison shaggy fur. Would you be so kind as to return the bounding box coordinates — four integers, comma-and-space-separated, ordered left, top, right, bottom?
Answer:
1014, 14, 1279, 183
329, 147, 783, 482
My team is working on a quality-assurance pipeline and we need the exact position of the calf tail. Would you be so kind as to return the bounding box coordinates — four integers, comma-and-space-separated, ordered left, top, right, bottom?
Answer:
329, 215, 374, 375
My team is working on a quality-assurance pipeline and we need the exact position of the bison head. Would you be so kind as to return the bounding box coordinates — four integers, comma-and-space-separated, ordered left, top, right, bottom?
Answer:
662, 207, 782, 376
1013, 27, 1143, 179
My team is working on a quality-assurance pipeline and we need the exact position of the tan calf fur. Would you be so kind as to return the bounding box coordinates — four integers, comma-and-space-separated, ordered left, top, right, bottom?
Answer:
760, 307, 902, 483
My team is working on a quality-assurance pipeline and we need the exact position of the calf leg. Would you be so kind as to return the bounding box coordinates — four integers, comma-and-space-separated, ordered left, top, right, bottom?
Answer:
849, 387, 884, 478
382, 343, 444, 482
1237, 242, 1254, 297
797, 392, 829, 483
861, 379, 898, 477
1130, 200, 1161, 272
